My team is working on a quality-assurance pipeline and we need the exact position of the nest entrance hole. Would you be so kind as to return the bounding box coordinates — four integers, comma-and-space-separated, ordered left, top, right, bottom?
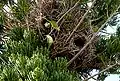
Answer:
74, 36, 86, 47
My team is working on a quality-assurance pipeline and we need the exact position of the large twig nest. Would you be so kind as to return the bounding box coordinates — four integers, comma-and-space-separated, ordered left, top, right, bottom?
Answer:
27, 0, 102, 71
36, 0, 102, 70
51, 26, 100, 69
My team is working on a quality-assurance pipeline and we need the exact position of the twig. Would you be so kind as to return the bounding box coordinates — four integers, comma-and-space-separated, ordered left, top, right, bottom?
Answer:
89, 20, 94, 33
57, 0, 81, 24
25, 15, 29, 30
67, 5, 120, 66
83, 63, 118, 81
36, 0, 44, 39
100, 31, 112, 35
49, 0, 81, 35
91, 15, 103, 22
65, 0, 96, 43
87, 73, 97, 80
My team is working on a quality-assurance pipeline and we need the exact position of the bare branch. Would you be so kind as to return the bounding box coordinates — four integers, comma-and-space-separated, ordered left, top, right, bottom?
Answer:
49, 0, 81, 35
57, 0, 81, 24
83, 63, 118, 81
65, 0, 97, 43
67, 5, 120, 66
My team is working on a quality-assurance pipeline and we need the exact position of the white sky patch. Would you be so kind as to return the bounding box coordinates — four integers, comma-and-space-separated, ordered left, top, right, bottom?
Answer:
118, 14, 120, 17
88, 69, 120, 81
14, 0, 17, 3
106, 25, 117, 34
87, 2, 92, 8
89, 69, 99, 81
3, 5, 10, 12
105, 74, 120, 81
101, 14, 120, 36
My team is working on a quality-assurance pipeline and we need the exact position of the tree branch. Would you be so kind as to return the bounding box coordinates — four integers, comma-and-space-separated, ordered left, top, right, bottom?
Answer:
57, 0, 81, 24
67, 5, 120, 66
65, 0, 97, 43
49, 0, 81, 35
83, 63, 118, 81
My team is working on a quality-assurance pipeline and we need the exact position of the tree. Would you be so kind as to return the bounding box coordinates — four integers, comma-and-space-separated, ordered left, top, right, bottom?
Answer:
0, 0, 120, 81
0, 27, 79, 81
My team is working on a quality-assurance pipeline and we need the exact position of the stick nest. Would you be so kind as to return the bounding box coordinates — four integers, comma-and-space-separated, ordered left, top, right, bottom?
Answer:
37, 0, 103, 71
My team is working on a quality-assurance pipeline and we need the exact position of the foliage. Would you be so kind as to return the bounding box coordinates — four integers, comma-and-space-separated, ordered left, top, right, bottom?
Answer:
0, 24, 5, 54
95, 25, 120, 80
0, 27, 80, 81
6, 27, 41, 57
0, 10, 6, 25
91, 0, 120, 27
96, 26, 120, 64
11, 0, 30, 21
0, 0, 120, 80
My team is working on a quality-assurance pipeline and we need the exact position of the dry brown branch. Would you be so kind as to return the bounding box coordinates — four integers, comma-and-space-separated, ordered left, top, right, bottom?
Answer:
57, 0, 81, 24
67, 5, 120, 66
83, 63, 118, 81
49, 0, 81, 34
65, 0, 97, 43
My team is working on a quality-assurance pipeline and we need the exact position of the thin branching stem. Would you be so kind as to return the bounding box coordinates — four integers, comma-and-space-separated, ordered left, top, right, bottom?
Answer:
49, 0, 81, 35
67, 5, 120, 66
65, 0, 97, 43
83, 63, 118, 81
57, 0, 81, 24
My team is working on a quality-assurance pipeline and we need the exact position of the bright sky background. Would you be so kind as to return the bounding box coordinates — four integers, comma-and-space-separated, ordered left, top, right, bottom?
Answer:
89, 70, 120, 81
105, 74, 120, 81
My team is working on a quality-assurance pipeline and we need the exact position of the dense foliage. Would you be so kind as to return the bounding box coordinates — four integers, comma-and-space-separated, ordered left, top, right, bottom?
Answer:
0, 0, 120, 81
95, 25, 120, 80
0, 27, 79, 81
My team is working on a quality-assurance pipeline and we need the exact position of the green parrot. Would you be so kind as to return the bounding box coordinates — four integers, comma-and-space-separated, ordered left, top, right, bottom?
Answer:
46, 35, 53, 49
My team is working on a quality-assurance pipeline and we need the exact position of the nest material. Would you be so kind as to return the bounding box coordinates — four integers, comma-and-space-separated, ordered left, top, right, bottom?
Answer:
34, 0, 103, 70
51, 27, 101, 69
13, 0, 103, 70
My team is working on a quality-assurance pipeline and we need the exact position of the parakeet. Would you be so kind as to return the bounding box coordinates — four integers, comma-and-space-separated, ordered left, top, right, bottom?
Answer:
46, 35, 53, 49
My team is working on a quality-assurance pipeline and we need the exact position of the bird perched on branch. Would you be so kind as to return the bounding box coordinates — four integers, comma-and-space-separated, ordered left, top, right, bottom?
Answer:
46, 35, 53, 49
